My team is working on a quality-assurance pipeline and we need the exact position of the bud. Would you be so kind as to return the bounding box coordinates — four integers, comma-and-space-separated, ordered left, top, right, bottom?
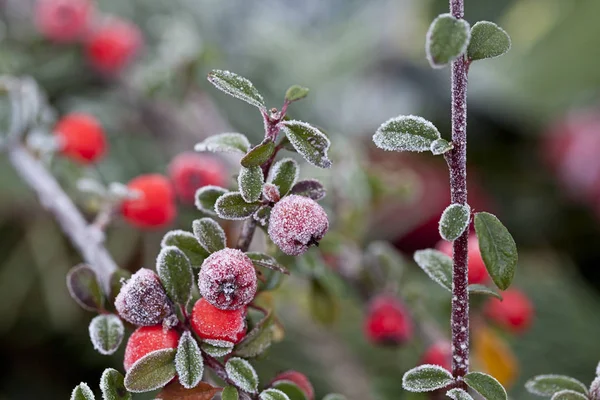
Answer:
190, 298, 247, 343
123, 325, 180, 371
364, 295, 413, 346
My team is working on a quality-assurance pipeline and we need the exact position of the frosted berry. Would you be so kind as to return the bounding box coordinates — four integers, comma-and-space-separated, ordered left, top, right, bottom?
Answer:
268, 195, 329, 256
53, 113, 106, 164
120, 174, 176, 229
115, 268, 174, 326
198, 248, 257, 310
262, 183, 280, 203
270, 371, 315, 400
168, 152, 227, 204
364, 295, 413, 346
484, 288, 534, 334
34, 0, 93, 42
437, 234, 489, 284
123, 325, 180, 371
85, 18, 142, 74
421, 341, 452, 372
190, 298, 247, 343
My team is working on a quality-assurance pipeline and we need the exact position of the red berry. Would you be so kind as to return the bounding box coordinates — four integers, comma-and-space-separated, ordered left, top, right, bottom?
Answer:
198, 248, 257, 310
271, 371, 315, 400
123, 325, 180, 371
53, 113, 106, 164
121, 174, 176, 229
168, 152, 227, 204
421, 341, 452, 372
484, 288, 534, 334
364, 295, 413, 346
115, 268, 174, 326
268, 195, 329, 256
436, 234, 489, 285
190, 298, 247, 343
85, 17, 142, 74
34, 0, 93, 42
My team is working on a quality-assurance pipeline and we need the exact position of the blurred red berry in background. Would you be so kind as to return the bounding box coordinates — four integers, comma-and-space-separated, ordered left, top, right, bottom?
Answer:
85, 17, 142, 74
364, 294, 413, 346
190, 298, 247, 343
53, 112, 106, 164
121, 174, 176, 229
35, 0, 93, 42
421, 341, 452, 372
436, 234, 490, 285
484, 288, 534, 334
123, 325, 180, 371
168, 152, 227, 204
270, 370, 315, 400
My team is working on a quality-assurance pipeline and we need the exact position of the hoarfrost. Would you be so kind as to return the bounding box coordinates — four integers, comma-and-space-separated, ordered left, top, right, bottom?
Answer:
439, 203, 471, 241
194, 133, 251, 154
373, 115, 441, 152
447, 388, 474, 400
215, 192, 261, 220
175, 331, 204, 389
259, 388, 290, 400
402, 364, 454, 392
225, 357, 259, 394
267, 158, 299, 196
238, 166, 264, 203
100, 368, 129, 400
280, 121, 332, 169
89, 314, 124, 355
71, 382, 95, 400
207, 70, 265, 109
194, 185, 228, 216
192, 218, 227, 254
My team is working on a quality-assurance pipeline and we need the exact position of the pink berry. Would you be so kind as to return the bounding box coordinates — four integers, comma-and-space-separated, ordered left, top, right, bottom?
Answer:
364, 295, 413, 346
190, 298, 247, 343
168, 152, 227, 204
268, 195, 329, 256
421, 341, 452, 372
115, 268, 174, 326
123, 325, 180, 371
85, 17, 142, 74
263, 183, 281, 203
34, 0, 93, 43
437, 234, 489, 285
198, 248, 257, 310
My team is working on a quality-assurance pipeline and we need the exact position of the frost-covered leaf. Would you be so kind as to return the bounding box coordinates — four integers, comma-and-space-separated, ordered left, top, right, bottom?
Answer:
124, 349, 177, 393
289, 179, 326, 201
285, 85, 310, 102
225, 357, 259, 394
89, 314, 124, 355
194, 133, 251, 154
309, 278, 338, 325
439, 203, 471, 241
402, 364, 454, 392
551, 391, 588, 400
268, 158, 299, 197
161, 230, 209, 268
373, 115, 441, 152
468, 284, 502, 300
215, 192, 261, 220
67, 264, 105, 312
200, 339, 234, 357
241, 141, 275, 168
234, 312, 274, 358
474, 212, 518, 290
271, 381, 308, 400
446, 388, 474, 400
260, 389, 290, 400
71, 383, 95, 400
207, 70, 265, 109
253, 205, 272, 227
192, 218, 227, 254
238, 166, 264, 203
426, 13, 471, 68
464, 372, 507, 400
413, 249, 453, 292
156, 381, 220, 400
467, 21, 511, 61
100, 368, 130, 400
175, 331, 204, 389
431, 138, 454, 155
322, 395, 347, 400
195, 186, 228, 216
157, 246, 193, 305
281, 121, 332, 168
525, 375, 588, 397
221, 386, 239, 400
246, 252, 289, 275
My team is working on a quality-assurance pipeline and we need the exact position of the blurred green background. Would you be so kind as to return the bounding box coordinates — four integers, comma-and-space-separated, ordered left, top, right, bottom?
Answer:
2, 0, 600, 399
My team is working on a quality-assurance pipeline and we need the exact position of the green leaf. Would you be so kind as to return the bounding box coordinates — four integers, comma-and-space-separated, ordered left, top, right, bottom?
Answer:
467, 21, 511, 61
474, 212, 518, 290
238, 166, 264, 203
89, 314, 124, 355
156, 246, 193, 304
175, 331, 204, 389
373, 115, 441, 153
225, 357, 259, 394
241, 141, 275, 168
551, 390, 588, 400
413, 249, 453, 292
192, 218, 227, 254
100, 368, 131, 400
208, 70, 265, 109
215, 192, 261, 220
195, 133, 251, 154
200, 339, 234, 357
281, 121, 332, 168
268, 158, 299, 197
124, 349, 177, 393
468, 284, 502, 300
446, 388, 474, 400
430, 138, 454, 155
464, 372, 507, 400
67, 264, 105, 312
285, 85, 310, 102
71, 383, 95, 400
234, 312, 274, 358
322, 395, 347, 400
439, 203, 471, 241
247, 252, 289, 275
161, 230, 209, 268
426, 13, 471, 68
195, 186, 228, 216
271, 381, 307, 400
221, 386, 239, 400
289, 179, 326, 201
309, 278, 338, 325
260, 389, 291, 400
525, 375, 588, 397
402, 365, 454, 392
